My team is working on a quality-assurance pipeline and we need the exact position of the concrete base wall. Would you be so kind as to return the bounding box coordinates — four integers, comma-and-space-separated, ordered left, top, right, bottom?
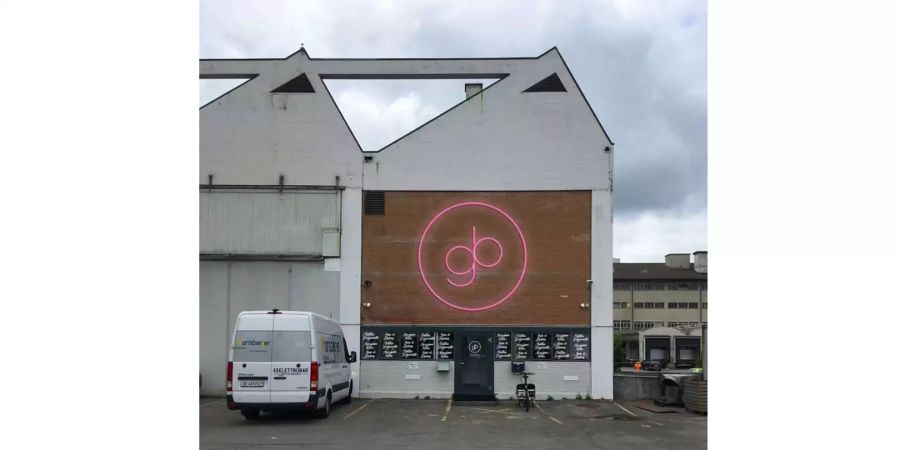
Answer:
494, 362, 591, 400
358, 361, 454, 399
613, 373, 660, 401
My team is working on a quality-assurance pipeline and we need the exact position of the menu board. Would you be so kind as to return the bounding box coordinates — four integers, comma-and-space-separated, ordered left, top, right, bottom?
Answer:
401, 332, 418, 359
533, 332, 551, 360
418, 332, 435, 359
495, 332, 512, 360
437, 332, 454, 360
362, 331, 380, 360
572, 332, 589, 361
514, 332, 531, 361
381, 331, 399, 359
553, 333, 571, 360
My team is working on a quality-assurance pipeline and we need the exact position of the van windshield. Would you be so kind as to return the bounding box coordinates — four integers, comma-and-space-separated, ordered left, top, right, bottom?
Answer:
232, 331, 273, 362
272, 331, 312, 362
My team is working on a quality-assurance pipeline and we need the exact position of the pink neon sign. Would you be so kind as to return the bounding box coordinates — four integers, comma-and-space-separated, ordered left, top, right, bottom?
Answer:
417, 202, 527, 312
444, 226, 504, 287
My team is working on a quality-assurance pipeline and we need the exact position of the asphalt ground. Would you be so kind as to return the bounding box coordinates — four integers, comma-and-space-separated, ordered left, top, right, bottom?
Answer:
200, 397, 706, 450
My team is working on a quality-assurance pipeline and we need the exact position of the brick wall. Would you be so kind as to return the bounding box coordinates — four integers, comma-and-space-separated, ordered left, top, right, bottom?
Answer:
361, 191, 591, 325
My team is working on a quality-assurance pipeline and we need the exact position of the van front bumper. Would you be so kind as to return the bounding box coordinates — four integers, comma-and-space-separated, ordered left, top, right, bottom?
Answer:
227, 389, 326, 411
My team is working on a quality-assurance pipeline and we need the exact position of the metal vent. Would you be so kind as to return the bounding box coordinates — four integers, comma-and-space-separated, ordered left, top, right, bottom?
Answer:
364, 191, 385, 215
523, 73, 567, 93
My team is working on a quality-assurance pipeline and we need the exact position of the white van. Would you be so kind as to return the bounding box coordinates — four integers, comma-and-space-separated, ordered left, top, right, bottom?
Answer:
226, 309, 356, 420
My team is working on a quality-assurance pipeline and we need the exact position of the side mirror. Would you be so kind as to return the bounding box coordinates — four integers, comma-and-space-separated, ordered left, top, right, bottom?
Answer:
349, 351, 357, 363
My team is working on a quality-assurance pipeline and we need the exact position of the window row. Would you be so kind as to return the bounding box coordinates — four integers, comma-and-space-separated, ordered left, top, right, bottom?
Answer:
613, 320, 702, 331
614, 281, 707, 291
668, 302, 700, 309
634, 302, 665, 309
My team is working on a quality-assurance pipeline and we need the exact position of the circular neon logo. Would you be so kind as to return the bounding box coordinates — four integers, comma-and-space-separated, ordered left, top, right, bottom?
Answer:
468, 341, 482, 353
417, 202, 528, 312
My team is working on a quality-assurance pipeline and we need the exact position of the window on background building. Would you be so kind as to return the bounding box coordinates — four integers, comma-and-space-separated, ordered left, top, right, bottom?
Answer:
634, 302, 646, 309
667, 282, 698, 290
633, 321, 656, 330
634, 282, 664, 291
668, 302, 691, 309
613, 302, 630, 309
668, 321, 699, 328
613, 320, 631, 330
614, 282, 631, 291
654, 302, 665, 309
702, 302, 708, 309
700, 281, 707, 290
688, 303, 699, 308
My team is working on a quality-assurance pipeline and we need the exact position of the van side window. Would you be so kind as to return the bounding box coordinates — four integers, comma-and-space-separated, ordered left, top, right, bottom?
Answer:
343, 337, 351, 363
320, 334, 342, 363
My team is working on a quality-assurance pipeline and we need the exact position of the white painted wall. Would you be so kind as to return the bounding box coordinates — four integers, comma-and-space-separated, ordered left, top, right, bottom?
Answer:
199, 47, 613, 399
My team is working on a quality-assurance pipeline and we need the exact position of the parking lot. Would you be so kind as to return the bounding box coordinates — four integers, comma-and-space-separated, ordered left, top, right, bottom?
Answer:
200, 397, 707, 449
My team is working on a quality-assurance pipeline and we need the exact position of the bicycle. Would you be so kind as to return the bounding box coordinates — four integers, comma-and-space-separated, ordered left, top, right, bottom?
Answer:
516, 371, 536, 412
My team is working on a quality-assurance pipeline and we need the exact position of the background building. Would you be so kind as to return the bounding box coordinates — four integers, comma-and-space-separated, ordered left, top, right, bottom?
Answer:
199, 46, 614, 400
612, 252, 708, 331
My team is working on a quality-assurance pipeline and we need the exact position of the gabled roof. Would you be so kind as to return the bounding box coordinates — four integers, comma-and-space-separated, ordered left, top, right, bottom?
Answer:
199, 46, 613, 150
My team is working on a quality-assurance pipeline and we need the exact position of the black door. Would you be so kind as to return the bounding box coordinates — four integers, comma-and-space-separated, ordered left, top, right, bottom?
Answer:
454, 332, 494, 401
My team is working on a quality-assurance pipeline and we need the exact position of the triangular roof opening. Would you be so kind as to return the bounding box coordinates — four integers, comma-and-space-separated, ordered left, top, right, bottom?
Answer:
523, 73, 567, 93
272, 73, 315, 93
323, 78, 499, 152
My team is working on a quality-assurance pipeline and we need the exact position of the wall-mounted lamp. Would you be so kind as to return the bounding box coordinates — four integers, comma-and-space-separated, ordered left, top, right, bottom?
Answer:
364, 280, 372, 289
585, 279, 593, 289
363, 302, 372, 309
579, 303, 590, 310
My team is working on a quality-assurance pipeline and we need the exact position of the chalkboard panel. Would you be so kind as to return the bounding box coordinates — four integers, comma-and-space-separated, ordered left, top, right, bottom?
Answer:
418, 332, 435, 359
533, 333, 551, 360
362, 331, 380, 360
401, 332, 418, 359
553, 332, 571, 360
514, 332, 531, 361
495, 332, 512, 360
381, 331, 399, 359
437, 331, 454, 360
572, 332, 589, 360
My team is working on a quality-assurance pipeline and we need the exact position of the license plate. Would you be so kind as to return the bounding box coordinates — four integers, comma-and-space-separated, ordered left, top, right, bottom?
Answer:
240, 380, 265, 388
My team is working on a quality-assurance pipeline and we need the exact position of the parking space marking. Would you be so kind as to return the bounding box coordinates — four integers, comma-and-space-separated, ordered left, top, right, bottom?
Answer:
650, 420, 664, 426
200, 399, 224, 408
342, 399, 373, 420
534, 401, 563, 425
613, 401, 638, 417
473, 407, 513, 414
442, 399, 452, 422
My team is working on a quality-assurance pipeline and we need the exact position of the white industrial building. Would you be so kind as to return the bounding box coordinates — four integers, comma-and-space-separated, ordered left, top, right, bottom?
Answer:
199, 46, 615, 400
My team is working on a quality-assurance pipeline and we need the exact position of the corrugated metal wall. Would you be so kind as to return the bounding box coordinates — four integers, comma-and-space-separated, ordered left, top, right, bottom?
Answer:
200, 191, 339, 256
199, 261, 340, 396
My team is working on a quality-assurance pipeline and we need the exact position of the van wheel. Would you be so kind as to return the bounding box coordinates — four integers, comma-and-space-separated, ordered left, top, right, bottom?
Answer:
241, 409, 260, 420
316, 392, 331, 418
341, 381, 352, 404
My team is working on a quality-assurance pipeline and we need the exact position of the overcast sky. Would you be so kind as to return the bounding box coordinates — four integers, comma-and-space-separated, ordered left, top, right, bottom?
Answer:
200, 0, 707, 263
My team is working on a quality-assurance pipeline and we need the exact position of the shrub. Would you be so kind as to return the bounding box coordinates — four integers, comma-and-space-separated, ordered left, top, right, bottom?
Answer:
613, 333, 626, 367
575, 393, 583, 400
546, 395, 554, 401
